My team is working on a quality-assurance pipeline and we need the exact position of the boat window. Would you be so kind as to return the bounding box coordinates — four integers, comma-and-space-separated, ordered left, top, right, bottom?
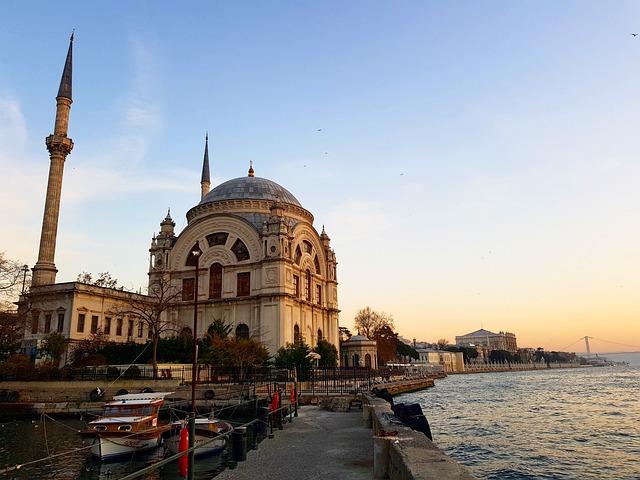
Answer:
141, 406, 152, 414
94, 425, 107, 431
103, 407, 119, 415
118, 425, 132, 431
121, 407, 134, 415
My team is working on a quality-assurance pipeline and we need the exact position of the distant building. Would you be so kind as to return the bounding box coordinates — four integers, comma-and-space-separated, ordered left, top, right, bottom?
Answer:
341, 334, 377, 368
455, 328, 518, 354
414, 347, 464, 373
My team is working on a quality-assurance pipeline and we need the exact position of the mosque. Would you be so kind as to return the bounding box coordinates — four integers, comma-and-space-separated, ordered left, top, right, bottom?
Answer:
18, 35, 340, 363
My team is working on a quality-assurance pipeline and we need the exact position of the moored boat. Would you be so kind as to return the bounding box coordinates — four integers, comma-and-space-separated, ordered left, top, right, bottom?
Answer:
78, 391, 173, 461
163, 415, 233, 458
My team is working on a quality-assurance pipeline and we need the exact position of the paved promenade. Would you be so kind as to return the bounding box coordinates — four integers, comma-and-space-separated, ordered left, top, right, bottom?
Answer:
216, 406, 373, 480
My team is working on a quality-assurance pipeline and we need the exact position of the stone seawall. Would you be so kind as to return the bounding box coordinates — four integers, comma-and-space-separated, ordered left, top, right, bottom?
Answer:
363, 393, 476, 480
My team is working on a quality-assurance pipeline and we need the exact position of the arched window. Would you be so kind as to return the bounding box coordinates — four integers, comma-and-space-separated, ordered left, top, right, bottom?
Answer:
344, 354, 349, 367
294, 324, 301, 345
314, 255, 321, 274
305, 269, 311, 301
294, 245, 302, 265
317, 329, 323, 343
180, 327, 193, 338
185, 243, 201, 267
352, 354, 360, 367
209, 263, 223, 299
236, 323, 249, 340
365, 354, 372, 368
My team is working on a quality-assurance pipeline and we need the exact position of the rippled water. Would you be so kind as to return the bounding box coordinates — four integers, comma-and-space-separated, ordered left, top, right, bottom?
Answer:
0, 416, 228, 479
398, 357, 640, 480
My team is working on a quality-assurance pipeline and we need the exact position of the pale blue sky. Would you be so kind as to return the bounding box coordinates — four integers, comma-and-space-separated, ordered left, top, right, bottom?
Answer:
1, 1, 639, 352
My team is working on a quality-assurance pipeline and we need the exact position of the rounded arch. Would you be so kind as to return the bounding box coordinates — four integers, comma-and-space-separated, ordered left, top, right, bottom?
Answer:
180, 327, 193, 338
365, 353, 372, 368
294, 324, 301, 345
290, 225, 327, 277
209, 262, 223, 299
317, 329, 323, 343
170, 215, 262, 272
236, 323, 249, 339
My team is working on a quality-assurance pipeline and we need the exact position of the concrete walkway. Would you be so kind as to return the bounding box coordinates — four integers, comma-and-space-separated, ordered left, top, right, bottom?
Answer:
216, 406, 373, 480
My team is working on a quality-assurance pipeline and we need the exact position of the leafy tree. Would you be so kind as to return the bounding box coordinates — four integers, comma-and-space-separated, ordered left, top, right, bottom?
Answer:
376, 325, 399, 365
201, 318, 232, 353
459, 347, 480, 363
41, 332, 67, 362
202, 335, 269, 369
71, 330, 110, 366
338, 326, 352, 342
396, 341, 419, 361
207, 318, 232, 338
489, 350, 515, 363
436, 338, 450, 350
314, 339, 338, 367
274, 342, 314, 368
353, 307, 398, 366
0, 311, 23, 360
76, 271, 118, 289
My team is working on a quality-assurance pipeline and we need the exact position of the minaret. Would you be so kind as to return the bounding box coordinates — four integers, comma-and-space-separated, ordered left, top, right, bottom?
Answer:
32, 33, 75, 287
200, 133, 210, 200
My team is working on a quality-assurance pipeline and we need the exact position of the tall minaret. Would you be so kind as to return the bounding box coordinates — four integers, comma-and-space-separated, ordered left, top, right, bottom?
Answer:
200, 133, 210, 200
32, 33, 75, 287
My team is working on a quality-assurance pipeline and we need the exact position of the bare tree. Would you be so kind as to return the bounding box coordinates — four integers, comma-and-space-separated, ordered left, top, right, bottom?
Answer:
354, 307, 397, 367
353, 306, 394, 338
76, 271, 118, 289
0, 252, 29, 310
109, 274, 183, 378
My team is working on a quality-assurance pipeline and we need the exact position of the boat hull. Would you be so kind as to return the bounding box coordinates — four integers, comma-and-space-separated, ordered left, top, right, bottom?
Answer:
164, 420, 231, 458
86, 433, 164, 461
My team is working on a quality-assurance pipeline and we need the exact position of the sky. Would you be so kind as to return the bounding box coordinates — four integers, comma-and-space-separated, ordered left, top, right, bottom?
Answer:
1, 1, 639, 354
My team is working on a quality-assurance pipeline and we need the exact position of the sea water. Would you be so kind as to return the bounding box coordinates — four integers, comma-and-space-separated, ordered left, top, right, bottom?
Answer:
0, 415, 228, 479
398, 353, 640, 480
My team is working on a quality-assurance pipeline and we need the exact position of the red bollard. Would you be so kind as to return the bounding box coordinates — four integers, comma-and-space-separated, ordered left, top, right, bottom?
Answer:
178, 427, 189, 477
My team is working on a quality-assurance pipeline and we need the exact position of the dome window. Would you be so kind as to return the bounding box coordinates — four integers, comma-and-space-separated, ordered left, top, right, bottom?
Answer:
231, 239, 250, 261
206, 232, 229, 247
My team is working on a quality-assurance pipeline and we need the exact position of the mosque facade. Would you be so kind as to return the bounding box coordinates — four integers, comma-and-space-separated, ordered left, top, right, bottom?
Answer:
19, 36, 340, 362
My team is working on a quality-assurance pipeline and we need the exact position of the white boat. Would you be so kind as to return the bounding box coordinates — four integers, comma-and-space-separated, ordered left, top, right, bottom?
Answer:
78, 391, 173, 461
163, 415, 233, 458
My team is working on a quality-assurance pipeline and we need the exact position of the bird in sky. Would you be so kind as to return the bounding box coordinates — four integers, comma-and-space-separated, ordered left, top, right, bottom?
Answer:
633, 33, 638, 36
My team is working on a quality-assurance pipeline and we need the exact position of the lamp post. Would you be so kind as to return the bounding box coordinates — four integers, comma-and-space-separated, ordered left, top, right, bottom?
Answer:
188, 241, 201, 480
190, 242, 201, 413
21, 265, 29, 294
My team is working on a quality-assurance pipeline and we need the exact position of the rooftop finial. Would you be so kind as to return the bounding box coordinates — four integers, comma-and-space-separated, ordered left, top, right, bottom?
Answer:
248, 160, 255, 177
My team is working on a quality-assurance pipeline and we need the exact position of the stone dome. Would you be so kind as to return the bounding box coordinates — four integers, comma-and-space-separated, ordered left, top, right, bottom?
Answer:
349, 334, 370, 342
199, 176, 302, 207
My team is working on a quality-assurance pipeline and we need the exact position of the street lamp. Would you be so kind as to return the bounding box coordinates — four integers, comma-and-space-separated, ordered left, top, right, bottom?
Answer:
21, 265, 29, 294
190, 241, 201, 413
188, 240, 201, 480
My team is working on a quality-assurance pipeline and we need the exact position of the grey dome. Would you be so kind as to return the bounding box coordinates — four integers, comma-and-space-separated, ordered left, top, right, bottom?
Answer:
349, 334, 369, 342
200, 176, 301, 207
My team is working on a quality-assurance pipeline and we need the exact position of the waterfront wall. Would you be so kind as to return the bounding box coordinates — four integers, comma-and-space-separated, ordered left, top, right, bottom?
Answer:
460, 362, 583, 374
363, 393, 476, 480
